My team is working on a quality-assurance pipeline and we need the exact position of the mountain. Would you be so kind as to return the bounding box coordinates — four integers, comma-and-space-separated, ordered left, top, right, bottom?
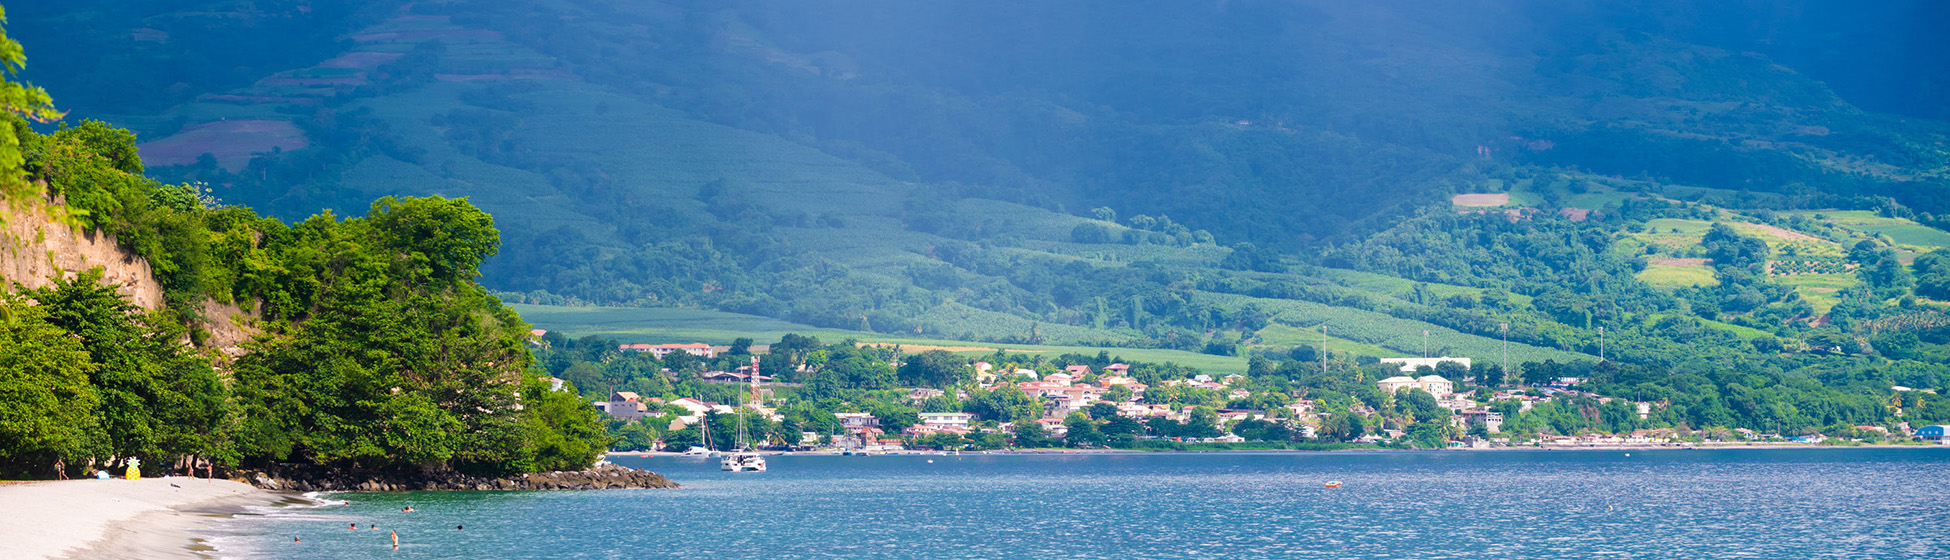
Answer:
12, 0, 1950, 417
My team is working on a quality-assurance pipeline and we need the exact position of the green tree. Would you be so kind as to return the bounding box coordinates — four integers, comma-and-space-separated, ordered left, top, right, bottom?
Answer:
1063, 412, 1105, 447
1012, 421, 1059, 448
897, 349, 972, 387
0, 294, 101, 476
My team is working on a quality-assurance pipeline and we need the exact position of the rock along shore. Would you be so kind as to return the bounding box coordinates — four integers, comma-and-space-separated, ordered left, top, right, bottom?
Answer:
243, 462, 679, 492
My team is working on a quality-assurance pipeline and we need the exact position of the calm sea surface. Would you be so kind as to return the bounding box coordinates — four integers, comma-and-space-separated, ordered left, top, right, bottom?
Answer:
208, 448, 1950, 559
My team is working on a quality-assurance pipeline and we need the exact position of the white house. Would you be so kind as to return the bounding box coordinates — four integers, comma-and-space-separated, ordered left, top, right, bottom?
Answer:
918, 412, 974, 431
1378, 375, 1454, 397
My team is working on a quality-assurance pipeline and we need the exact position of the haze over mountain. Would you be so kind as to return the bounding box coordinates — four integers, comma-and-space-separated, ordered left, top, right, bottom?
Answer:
13, 0, 1950, 385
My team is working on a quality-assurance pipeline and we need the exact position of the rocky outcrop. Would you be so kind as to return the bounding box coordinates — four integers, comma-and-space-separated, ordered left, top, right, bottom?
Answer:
242, 463, 679, 492
0, 193, 163, 309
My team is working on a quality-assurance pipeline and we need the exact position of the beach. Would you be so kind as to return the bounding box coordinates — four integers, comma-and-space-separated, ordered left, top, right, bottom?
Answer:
0, 476, 284, 560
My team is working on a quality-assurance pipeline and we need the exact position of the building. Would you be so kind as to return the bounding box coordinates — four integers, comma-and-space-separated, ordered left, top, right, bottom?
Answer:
1920, 425, 1950, 443
835, 412, 880, 430
1065, 364, 1093, 377
608, 392, 645, 420
542, 376, 568, 392
1377, 375, 1453, 397
918, 412, 974, 431
1379, 356, 1472, 373
1460, 408, 1503, 433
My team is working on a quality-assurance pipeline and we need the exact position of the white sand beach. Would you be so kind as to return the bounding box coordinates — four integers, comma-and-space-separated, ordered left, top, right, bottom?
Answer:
0, 477, 282, 560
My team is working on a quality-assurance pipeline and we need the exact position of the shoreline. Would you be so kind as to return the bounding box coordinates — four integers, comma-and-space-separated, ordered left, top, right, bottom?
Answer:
608, 442, 1946, 458
0, 477, 287, 560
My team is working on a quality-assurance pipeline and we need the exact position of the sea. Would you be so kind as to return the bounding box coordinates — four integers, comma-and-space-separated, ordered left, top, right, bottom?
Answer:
203, 448, 1950, 559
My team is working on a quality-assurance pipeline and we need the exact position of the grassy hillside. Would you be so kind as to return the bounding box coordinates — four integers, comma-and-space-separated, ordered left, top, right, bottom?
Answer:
509, 304, 1253, 374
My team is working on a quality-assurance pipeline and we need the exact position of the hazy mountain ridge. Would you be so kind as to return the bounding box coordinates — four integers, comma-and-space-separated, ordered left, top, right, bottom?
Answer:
14, 0, 1950, 378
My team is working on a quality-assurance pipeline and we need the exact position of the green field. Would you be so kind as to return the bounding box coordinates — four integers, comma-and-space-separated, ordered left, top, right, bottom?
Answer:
1252, 322, 1406, 357
509, 304, 1252, 374
1637, 264, 1719, 288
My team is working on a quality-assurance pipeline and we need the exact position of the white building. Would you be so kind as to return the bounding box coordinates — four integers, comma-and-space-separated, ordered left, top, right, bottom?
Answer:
1378, 375, 1454, 397
918, 412, 974, 430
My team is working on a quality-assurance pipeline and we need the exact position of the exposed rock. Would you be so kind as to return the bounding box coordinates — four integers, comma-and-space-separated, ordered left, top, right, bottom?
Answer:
240, 463, 678, 493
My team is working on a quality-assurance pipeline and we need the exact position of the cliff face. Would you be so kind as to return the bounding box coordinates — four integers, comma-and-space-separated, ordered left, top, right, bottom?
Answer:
0, 194, 164, 309
1, 193, 258, 358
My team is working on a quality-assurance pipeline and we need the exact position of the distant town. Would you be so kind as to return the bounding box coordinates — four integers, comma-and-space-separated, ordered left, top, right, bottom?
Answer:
533, 334, 1950, 453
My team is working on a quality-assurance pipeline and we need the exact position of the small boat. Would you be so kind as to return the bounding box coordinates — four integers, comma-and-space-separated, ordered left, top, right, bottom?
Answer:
720, 452, 767, 472
1324, 481, 1343, 488
719, 412, 766, 472
682, 447, 713, 457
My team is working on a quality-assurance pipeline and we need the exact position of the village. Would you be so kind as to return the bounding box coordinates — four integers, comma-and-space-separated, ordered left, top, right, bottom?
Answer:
563, 341, 1950, 454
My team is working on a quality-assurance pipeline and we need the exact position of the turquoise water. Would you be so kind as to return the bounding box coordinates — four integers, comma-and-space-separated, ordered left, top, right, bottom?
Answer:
211, 449, 1950, 559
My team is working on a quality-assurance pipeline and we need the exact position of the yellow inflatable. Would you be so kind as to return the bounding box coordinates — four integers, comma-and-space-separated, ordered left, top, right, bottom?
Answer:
124, 458, 141, 480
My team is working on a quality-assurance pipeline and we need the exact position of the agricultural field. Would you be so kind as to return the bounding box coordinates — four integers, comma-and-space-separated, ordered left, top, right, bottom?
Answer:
1774, 274, 1857, 314
1196, 291, 1594, 364
508, 304, 1250, 374
1251, 322, 1406, 357
1637, 262, 1719, 289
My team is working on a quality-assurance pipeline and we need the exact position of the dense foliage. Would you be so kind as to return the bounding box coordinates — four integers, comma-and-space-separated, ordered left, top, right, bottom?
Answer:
0, 109, 606, 477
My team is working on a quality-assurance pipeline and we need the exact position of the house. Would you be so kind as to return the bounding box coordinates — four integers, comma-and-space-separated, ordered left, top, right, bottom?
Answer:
542, 376, 568, 392
608, 392, 645, 420
1460, 408, 1503, 433
1105, 363, 1130, 375
1034, 417, 1069, 436
1220, 374, 1246, 386
1378, 376, 1420, 394
1436, 396, 1473, 412
906, 388, 946, 401
1920, 425, 1950, 443
1228, 389, 1252, 400
1379, 356, 1471, 373
618, 342, 717, 359
919, 412, 974, 430
975, 362, 996, 385
1014, 369, 1039, 380
1065, 364, 1093, 377
1378, 375, 1454, 396
835, 412, 880, 429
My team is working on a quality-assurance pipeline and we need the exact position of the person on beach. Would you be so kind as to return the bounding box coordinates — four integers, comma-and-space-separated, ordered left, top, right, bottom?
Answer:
390, 530, 399, 550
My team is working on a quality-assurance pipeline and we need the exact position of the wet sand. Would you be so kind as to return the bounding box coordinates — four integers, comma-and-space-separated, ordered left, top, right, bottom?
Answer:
0, 477, 283, 560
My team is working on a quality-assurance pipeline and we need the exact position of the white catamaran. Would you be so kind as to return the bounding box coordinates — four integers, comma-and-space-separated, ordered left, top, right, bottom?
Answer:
720, 413, 766, 472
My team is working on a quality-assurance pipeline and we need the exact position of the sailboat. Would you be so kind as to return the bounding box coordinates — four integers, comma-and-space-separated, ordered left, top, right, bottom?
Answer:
683, 414, 713, 457
720, 413, 767, 472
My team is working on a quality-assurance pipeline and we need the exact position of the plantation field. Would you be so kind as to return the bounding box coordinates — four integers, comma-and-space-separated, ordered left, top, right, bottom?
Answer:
1195, 291, 1593, 363
1775, 274, 1856, 314
1638, 264, 1718, 288
509, 304, 1249, 373
1252, 322, 1406, 357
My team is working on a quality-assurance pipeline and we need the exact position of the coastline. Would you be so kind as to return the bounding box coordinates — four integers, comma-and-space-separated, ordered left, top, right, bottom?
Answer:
607, 442, 1946, 458
0, 477, 287, 560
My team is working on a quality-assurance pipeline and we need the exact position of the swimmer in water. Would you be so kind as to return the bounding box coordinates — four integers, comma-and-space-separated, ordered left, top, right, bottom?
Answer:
457, 525, 464, 530
390, 529, 399, 550
349, 523, 357, 529
294, 536, 301, 543
402, 506, 414, 513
